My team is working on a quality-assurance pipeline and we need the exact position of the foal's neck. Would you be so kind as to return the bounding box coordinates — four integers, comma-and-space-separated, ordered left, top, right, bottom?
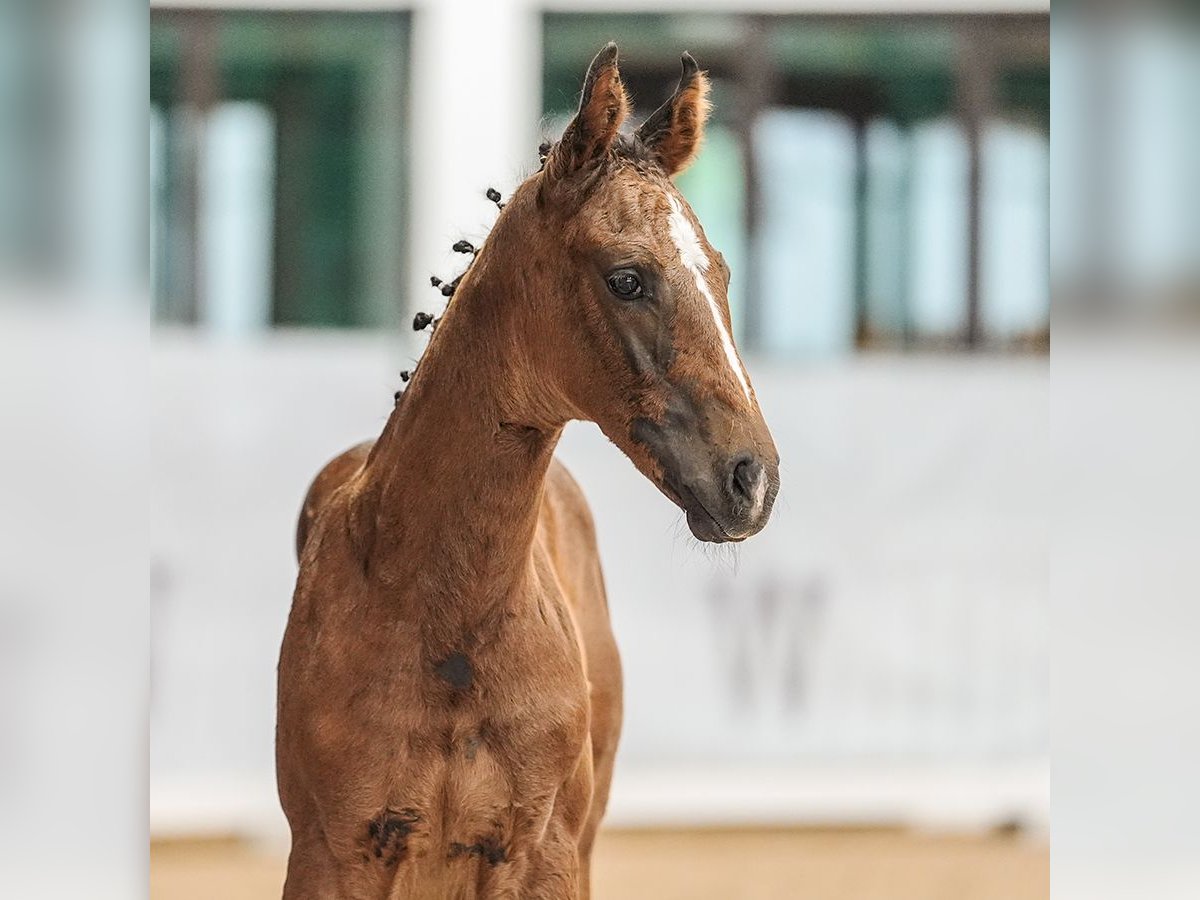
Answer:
355, 243, 564, 614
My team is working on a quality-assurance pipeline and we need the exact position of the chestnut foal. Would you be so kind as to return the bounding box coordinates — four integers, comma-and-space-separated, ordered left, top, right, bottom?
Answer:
278, 45, 778, 899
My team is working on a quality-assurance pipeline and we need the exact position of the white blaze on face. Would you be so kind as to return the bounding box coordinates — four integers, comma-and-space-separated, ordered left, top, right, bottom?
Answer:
665, 193, 753, 404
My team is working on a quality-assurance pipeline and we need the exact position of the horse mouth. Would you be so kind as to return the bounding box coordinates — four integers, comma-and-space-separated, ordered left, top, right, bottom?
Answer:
662, 478, 745, 544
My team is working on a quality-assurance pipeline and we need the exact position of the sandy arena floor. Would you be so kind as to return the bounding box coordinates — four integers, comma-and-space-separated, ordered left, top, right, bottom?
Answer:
151, 827, 1048, 900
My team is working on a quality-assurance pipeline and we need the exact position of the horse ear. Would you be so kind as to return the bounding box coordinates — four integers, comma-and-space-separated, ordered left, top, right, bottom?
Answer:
544, 43, 630, 181
636, 53, 711, 176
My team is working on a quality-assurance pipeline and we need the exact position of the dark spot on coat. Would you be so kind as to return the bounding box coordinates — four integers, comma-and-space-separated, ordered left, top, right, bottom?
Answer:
365, 808, 421, 866
435, 652, 473, 690
464, 732, 481, 760
448, 835, 508, 866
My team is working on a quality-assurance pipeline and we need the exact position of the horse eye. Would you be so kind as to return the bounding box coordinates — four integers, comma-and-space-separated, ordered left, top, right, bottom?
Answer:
606, 269, 644, 300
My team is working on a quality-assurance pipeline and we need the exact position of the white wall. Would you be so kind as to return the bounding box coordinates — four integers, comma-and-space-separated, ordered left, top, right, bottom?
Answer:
150, 331, 1048, 838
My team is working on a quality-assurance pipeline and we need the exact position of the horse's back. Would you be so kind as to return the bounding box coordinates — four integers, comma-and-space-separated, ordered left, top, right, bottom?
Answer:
295, 440, 373, 559
537, 460, 618, 673
535, 461, 623, 862
536, 457, 622, 720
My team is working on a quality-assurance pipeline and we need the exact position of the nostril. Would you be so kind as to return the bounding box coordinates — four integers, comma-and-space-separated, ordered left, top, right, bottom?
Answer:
731, 456, 766, 505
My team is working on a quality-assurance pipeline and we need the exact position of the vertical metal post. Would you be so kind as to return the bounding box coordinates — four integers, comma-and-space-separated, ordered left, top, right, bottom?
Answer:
955, 22, 995, 349
853, 115, 871, 348
733, 15, 774, 353
176, 11, 219, 325
897, 124, 915, 348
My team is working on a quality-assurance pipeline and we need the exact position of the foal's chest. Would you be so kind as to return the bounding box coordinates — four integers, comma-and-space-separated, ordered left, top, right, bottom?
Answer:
329, 615, 594, 875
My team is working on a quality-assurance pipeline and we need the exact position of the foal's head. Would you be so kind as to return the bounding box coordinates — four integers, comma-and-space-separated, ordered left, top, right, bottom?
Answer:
496, 44, 778, 542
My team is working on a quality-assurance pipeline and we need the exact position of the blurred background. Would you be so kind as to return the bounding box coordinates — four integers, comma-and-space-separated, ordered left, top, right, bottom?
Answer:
145, 2, 1049, 897
10, 0, 1197, 898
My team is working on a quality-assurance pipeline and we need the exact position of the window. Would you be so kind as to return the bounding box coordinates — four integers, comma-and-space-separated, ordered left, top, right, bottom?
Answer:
150, 11, 410, 331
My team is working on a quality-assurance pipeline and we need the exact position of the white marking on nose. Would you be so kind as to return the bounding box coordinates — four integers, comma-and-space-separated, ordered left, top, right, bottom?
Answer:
750, 470, 767, 515
665, 193, 753, 404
